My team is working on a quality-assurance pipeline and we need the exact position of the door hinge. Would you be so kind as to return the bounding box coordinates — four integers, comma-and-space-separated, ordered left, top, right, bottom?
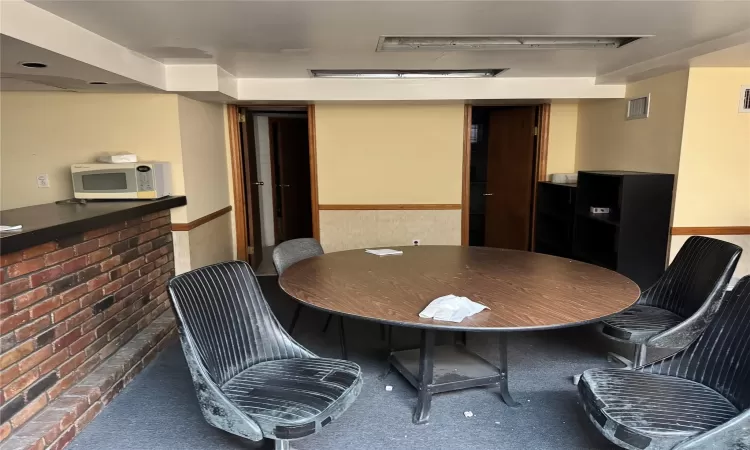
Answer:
534, 126, 539, 136
239, 113, 246, 123
247, 246, 254, 255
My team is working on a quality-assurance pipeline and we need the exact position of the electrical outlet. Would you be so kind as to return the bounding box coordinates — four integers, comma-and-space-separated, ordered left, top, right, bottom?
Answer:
36, 174, 50, 188
413, 239, 421, 246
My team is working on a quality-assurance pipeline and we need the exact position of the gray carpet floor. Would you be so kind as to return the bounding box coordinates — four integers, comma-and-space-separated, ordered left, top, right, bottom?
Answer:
68, 276, 633, 450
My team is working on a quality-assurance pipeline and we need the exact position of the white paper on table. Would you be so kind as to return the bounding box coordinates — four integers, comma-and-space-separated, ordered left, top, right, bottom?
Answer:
419, 294, 488, 323
365, 248, 403, 256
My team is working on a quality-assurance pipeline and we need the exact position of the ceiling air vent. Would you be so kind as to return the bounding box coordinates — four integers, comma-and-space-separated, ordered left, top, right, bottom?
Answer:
310, 69, 506, 78
377, 36, 646, 52
740, 86, 750, 113
626, 95, 650, 120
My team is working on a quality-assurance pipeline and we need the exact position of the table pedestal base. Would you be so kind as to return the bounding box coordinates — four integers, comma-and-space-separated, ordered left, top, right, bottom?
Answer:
389, 331, 519, 425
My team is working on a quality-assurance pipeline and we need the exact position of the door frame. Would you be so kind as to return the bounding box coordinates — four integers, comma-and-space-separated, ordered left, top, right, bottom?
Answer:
460, 103, 551, 246
228, 104, 320, 261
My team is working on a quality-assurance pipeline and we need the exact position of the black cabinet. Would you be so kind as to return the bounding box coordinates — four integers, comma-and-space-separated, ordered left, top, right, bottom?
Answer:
535, 171, 675, 290
534, 182, 576, 258
573, 171, 674, 289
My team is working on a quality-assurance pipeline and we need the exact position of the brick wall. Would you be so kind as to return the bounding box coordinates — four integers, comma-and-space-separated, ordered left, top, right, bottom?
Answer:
0, 210, 175, 441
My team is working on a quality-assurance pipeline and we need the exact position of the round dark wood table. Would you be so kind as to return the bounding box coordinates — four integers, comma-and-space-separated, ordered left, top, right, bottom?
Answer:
279, 246, 640, 424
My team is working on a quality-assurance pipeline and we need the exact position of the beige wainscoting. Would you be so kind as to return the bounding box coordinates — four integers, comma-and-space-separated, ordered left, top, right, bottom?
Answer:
670, 234, 750, 280
172, 209, 234, 274
319, 209, 461, 253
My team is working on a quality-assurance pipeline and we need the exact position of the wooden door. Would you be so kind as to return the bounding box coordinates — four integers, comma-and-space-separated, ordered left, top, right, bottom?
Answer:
239, 112, 263, 268
484, 107, 537, 250
271, 117, 312, 241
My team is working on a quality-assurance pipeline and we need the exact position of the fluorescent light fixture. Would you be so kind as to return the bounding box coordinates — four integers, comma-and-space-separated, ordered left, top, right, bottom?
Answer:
377, 36, 646, 52
310, 69, 506, 79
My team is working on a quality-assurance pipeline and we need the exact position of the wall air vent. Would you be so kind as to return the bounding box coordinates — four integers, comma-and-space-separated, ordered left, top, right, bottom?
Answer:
310, 69, 506, 79
376, 36, 646, 52
740, 86, 750, 113
626, 95, 650, 120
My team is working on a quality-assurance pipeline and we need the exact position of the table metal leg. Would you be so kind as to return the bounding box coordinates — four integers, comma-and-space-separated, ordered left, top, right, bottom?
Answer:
339, 316, 347, 360
496, 333, 520, 407
287, 304, 302, 335
413, 330, 435, 424
322, 314, 333, 333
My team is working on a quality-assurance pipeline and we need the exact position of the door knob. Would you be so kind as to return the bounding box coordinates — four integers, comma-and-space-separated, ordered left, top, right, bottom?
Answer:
483, 193, 494, 196
252, 181, 264, 186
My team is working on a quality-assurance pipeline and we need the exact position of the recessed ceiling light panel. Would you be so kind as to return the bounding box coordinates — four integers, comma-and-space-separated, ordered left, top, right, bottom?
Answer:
310, 69, 506, 79
377, 36, 647, 52
19, 62, 48, 68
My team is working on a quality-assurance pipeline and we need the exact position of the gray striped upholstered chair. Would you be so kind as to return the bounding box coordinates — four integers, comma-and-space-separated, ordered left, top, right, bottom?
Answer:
578, 275, 750, 450
272, 238, 327, 335
168, 261, 362, 450
600, 236, 741, 367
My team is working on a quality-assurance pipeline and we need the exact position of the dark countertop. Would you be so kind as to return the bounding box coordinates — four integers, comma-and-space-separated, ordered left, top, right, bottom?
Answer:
0, 196, 187, 255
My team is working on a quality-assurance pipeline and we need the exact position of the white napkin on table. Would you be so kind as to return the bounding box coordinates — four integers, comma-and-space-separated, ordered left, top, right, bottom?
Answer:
365, 248, 403, 256
419, 295, 488, 323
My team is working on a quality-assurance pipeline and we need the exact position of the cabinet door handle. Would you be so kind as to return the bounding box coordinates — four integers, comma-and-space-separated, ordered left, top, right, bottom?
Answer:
252, 181, 264, 186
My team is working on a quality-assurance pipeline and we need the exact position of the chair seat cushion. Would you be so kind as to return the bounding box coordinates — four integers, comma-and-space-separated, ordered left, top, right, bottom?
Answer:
579, 368, 739, 450
601, 305, 684, 343
221, 358, 362, 440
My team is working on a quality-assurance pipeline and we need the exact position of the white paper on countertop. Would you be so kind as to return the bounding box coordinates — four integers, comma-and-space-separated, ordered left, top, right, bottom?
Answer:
365, 248, 403, 256
419, 295, 488, 323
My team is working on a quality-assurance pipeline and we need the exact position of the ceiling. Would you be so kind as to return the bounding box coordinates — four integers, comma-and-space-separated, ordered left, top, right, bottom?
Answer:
27, 0, 750, 78
0, 35, 155, 92
1, 1, 748, 100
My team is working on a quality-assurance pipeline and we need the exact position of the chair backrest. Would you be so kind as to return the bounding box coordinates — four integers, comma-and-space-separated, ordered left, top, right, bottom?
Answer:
168, 261, 311, 386
272, 238, 324, 275
640, 276, 750, 410
639, 236, 741, 318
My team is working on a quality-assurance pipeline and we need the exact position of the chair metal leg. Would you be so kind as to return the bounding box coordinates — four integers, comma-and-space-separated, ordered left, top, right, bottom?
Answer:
634, 344, 647, 367
287, 304, 302, 335
274, 439, 290, 450
413, 329, 435, 425
322, 314, 333, 333
339, 316, 348, 360
606, 352, 634, 369
496, 333, 520, 407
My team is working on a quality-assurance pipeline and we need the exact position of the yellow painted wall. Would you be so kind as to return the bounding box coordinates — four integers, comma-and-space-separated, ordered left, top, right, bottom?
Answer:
0, 91, 233, 273
673, 67, 750, 227
315, 104, 465, 205
0, 92, 183, 211
576, 70, 689, 174
546, 102, 579, 176
177, 96, 231, 222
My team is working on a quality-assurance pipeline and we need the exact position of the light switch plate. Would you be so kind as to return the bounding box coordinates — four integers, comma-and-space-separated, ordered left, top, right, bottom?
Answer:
36, 173, 50, 188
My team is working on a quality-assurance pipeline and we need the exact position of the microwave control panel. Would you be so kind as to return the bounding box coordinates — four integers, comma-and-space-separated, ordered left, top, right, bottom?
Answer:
136, 165, 153, 192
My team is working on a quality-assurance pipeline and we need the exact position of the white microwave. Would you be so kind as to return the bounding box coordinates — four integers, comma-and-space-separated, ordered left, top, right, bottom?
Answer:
71, 162, 172, 200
